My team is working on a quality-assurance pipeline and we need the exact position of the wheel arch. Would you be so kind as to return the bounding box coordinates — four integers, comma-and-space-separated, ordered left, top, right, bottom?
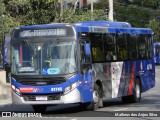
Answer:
95, 79, 103, 97
135, 75, 142, 93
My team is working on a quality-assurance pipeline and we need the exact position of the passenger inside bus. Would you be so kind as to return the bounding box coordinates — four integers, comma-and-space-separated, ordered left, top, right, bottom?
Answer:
106, 51, 113, 61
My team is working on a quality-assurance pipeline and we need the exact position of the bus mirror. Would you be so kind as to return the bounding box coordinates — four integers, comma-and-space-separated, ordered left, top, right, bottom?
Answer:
82, 43, 91, 65
84, 43, 91, 56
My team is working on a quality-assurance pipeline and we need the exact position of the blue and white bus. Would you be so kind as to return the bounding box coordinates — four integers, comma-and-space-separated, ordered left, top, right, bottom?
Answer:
154, 42, 160, 64
10, 21, 155, 112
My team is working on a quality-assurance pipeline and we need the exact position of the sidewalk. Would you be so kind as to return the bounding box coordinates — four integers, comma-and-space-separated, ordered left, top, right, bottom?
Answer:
0, 97, 12, 106
0, 70, 12, 106
0, 83, 12, 106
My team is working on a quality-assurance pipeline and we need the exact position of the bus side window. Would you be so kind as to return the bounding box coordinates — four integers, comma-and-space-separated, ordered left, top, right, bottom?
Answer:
138, 35, 147, 59
103, 34, 116, 61
90, 33, 105, 62
127, 34, 138, 60
116, 33, 127, 61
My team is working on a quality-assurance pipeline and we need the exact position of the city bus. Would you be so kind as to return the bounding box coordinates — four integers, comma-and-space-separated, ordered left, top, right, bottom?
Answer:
10, 21, 155, 112
154, 42, 160, 64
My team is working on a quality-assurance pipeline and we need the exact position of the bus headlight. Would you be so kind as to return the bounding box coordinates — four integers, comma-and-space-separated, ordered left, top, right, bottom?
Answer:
11, 85, 21, 96
15, 88, 21, 96
11, 85, 15, 91
64, 81, 79, 94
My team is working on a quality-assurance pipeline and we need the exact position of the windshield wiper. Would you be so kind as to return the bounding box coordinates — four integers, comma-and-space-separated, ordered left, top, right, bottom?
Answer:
23, 40, 37, 58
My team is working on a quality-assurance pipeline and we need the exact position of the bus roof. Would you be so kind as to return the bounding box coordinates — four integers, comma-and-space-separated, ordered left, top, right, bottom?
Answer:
17, 21, 152, 35
77, 26, 153, 34
74, 21, 132, 28
19, 21, 132, 29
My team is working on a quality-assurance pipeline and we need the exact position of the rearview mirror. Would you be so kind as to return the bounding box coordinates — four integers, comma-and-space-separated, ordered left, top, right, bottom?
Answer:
84, 43, 91, 56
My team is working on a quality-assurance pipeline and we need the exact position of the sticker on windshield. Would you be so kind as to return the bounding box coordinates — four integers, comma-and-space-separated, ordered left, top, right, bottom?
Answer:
42, 68, 60, 74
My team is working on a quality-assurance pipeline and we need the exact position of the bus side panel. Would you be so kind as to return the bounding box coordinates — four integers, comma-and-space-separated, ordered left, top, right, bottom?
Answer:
80, 69, 93, 103
117, 61, 132, 97
117, 60, 155, 97
92, 63, 112, 99
139, 60, 155, 92
111, 62, 124, 98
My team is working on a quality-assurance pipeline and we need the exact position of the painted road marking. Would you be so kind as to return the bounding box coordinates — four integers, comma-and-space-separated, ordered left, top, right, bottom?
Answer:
114, 108, 128, 111
148, 91, 157, 94
70, 118, 78, 120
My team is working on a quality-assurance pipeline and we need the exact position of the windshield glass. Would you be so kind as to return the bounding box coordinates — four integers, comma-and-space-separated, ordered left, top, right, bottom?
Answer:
11, 40, 77, 75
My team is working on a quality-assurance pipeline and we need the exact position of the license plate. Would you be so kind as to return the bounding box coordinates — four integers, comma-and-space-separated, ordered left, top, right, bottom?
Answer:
36, 96, 47, 101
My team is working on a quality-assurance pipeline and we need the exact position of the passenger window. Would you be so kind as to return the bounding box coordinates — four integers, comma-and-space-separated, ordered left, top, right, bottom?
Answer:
90, 33, 105, 62
116, 33, 128, 60
138, 35, 147, 59
103, 34, 117, 61
127, 34, 138, 60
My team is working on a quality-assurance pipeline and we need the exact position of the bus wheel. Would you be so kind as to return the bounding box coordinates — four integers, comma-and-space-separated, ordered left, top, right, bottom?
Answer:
85, 84, 103, 111
32, 105, 47, 113
132, 78, 141, 103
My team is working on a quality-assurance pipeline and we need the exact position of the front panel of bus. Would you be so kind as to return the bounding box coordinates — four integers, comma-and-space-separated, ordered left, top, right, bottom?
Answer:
154, 43, 160, 64
10, 25, 91, 105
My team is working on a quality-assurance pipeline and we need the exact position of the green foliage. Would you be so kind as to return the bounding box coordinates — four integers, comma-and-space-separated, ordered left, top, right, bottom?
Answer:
131, 0, 160, 9
0, 0, 160, 42
147, 19, 160, 42
4, 0, 56, 25
114, 5, 150, 27
0, 1, 20, 39
62, 9, 106, 23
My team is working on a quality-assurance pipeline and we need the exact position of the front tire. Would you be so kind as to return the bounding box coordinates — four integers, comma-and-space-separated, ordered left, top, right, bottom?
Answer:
85, 84, 103, 111
132, 78, 141, 103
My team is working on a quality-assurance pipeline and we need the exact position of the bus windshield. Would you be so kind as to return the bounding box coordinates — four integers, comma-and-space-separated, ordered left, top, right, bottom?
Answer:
11, 40, 77, 75
155, 45, 160, 56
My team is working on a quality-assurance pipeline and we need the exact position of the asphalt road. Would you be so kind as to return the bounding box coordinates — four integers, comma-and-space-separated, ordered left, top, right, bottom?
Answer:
0, 66, 160, 120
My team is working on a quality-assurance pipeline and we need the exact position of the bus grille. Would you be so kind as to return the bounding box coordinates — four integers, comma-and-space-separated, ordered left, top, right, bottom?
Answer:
22, 93, 62, 101
19, 80, 62, 86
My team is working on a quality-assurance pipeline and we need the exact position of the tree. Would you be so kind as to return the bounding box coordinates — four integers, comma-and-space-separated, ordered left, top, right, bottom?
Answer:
0, 1, 19, 39
4, 0, 56, 25
114, 4, 150, 27
147, 19, 160, 42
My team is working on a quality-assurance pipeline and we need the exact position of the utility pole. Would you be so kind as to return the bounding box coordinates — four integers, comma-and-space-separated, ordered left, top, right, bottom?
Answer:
54, 0, 57, 22
108, 0, 113, 21
91, 0, 93, 20
60, 0, 63, 22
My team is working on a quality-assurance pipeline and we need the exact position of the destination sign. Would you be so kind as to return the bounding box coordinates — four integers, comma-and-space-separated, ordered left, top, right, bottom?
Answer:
19, 28, 67, 37
89, 26, 108, 33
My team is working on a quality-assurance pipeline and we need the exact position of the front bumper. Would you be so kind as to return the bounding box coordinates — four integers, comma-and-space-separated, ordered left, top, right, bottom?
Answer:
12, 88, 81, 105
